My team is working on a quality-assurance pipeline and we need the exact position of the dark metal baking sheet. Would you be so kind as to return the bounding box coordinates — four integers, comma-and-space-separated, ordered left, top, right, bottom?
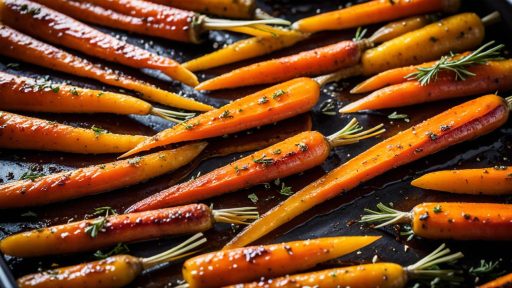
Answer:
1, 1, 512, 287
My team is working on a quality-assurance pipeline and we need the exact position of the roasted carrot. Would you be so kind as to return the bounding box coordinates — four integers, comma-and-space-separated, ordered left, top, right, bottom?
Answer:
225, 94, 511, 248
350, 52, 472, 94
182, 236, 380, 288
120, 77, 320, 158
0, 71, 195, 121
0, 111, 147, 154
149, 0, 256, 19
127, 119, 384, 212
183, 28, 309, 72
0, 0, 198, 86
479, 272, 512, 288
17, 233, 206, 288
292, 0, 459, 33
230, 244, 463, 288
360, 12, 485, 76
32, 0, 288, 43
411, 166, 512, 195
0, 143, 206, 208
0, 204, 257, 257
341, 59, 512, 112
195, 40, 370, 90
362, 202, 512, 240
367, 15, 434, 44
0, 25, 213, 111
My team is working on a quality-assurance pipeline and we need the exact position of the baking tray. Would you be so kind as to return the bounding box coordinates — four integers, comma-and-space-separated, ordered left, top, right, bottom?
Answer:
1, 1, 512, 287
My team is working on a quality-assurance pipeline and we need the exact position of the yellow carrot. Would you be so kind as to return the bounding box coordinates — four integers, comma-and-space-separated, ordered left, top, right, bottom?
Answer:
412, 166, 512, 195
0, 111, 147, 154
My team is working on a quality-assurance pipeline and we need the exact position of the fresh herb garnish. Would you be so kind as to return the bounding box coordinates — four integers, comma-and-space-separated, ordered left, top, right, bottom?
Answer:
92, 206, 117, 217
248, 193, 258, 203
319, 99, 336, 116
353, 27, 367, 42
94, 243, 130, 259
469, 259, 504, 277
19, 171, 45, 181
406, 41, 504, 86
253, 154, 274, 166
85, 207, 117, 238
433, 205, 442, 214
258, 96, 269, 104
388, 111, 409, 122
279, 183, 294, 196
70, 87, 80, 96
272, 89, 286, 99
91, 125, 108, 135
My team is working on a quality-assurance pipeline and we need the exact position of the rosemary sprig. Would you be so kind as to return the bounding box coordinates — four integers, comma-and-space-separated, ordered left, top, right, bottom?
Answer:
353, 27, 368, 42
94, 243, 130, 259
469, 259, 505, 278
19, 171, 45, 181
85, 206, 117, 238
406, 41, 505, 86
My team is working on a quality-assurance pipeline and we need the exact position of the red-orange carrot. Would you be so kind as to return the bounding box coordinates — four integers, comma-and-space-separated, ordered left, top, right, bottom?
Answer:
0, 25, 213, 111
32, 0, 288, 43
341, 60, 512, 112
0, 111, 147, 153
148, 0, 256, 19
182, 236, 380, 288
225, 94, 511, 248
362, 202, 512, 240
195, 40, 369, 91
229, 244, 463, 288
120, 78, 320, 158
0, 0, 198, 86
0, 204, 257, 257
0, 143, 206, 208
292, 0, 460, 33
351, 52, 471, 94
17, 233, 206, 288
127, 119, 384, 212
479, 272, 512, 288
411, 166, 512, 195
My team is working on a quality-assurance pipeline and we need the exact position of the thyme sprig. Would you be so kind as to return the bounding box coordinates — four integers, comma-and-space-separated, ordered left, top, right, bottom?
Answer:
85, 207, 117, 238
406, 41, 505, 86
94, 243, 130, 259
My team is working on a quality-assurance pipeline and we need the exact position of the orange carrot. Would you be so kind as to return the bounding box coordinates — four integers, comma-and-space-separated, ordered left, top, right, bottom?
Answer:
0, 25, 213, 111
148, 0, 256, 19
479, 272, 512, 288
292, 0, 460, 33
368, 15, 434, 44
411, 166, 512, 195
195, 40, 369, 91
182, 236, 380, 288
225, 94, 511, 248
0, 143, 206, 208
32, 0, 288, 43
340, 60, 512, 112
362, 202, 512, 240
0, 71, 195, 121
0, 0, 198, 86
229, 244, 463, 288
127, 119, 384, 212
0, 111, 147, 154
120, 77, 320, 158
350, 52, 471, 94
17, 233, 206, 288
0, 204, 257, 257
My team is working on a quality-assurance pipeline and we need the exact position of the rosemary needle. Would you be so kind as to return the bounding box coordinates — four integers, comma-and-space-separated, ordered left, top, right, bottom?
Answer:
406, 41, 505, 86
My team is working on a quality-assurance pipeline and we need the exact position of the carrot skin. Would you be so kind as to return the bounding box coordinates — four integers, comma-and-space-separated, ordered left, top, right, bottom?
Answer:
292, 0, 458, 33
479, 272, 512, 288
0, 143, 206, 208
17, 255, 142, 288
0, 71, 152, 115
368, 15, 433, 44
127, 131, 330, 212
148, 0, 256, 19
0, 111, 147, 154
0, 0, 198, 86
0, 204, 213, 257
32, 0, 198, 43
183, 30, 308, 72
0, 25, 213, 111
225, 94, 509, 248
229, 263, 407, 288
412, 202, 512, 240
196, 40, 363, 91
361, 13, 484, 76
341, 60, 512, 112
412, 167, 512, 195
183, 236, 380, 288
121, 77, 320, 158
